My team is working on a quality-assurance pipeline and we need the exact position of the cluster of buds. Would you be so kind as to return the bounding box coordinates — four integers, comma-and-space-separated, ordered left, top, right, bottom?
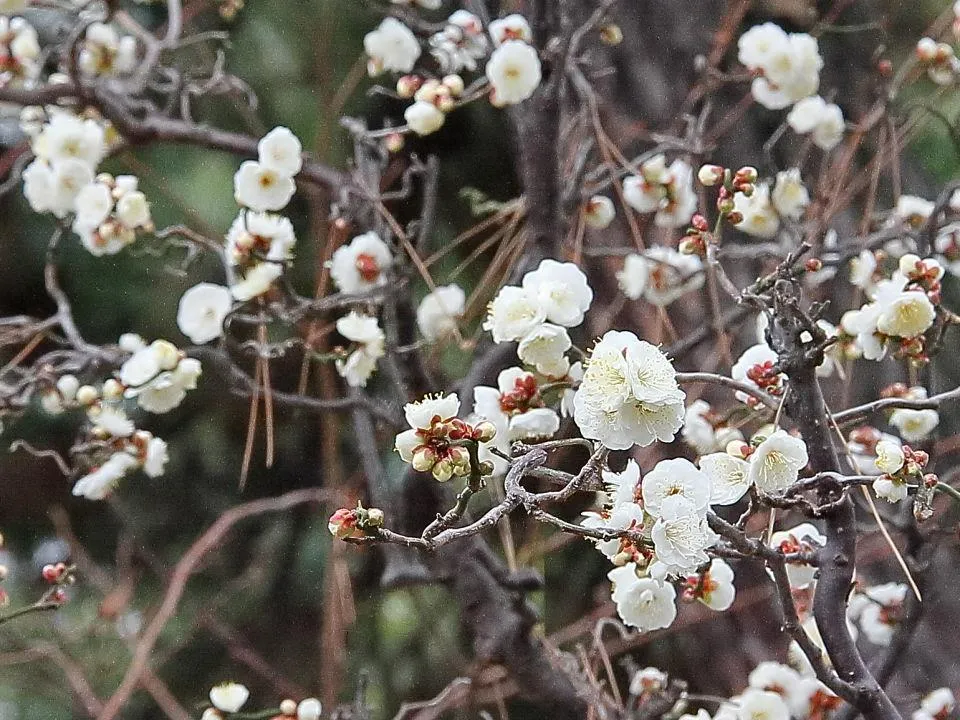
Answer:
40, 373, 122, 416
73, 173, 153, 257
915, 37, 960, 86
699, 163, 758, 225
411, 416, 495, 482
745, 359, 785, 398
893, 335, 930, 366
40, 561, 74, 606
611, 525, 651, 568
874, 439, 934, 493
498, 372, 542, 414
899, 253, 944, 305
678, 213, 710, 257
277, 697, 322, 720
583, 194, 615, 229
327, 503, 385, 540
399, 74, 465, 136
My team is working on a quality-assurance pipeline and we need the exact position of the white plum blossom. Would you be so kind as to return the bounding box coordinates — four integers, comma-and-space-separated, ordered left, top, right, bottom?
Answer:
850, 249, 878, 290
177, 283, 232, 344
738, 24, 822, 109
143, 436, 169, 478
0, 16, 40, 86
748, 661, 802, 699
483, 286, 546, 343
23, 157, 95, 218
364, 17, 421, 75
629, 667, 668, 697
584, 195, 615, 229
297, 698, 323, 720
329, 231, 392, 294
608, 564, 677, 631
573, 331, 685, 450
405, 100, 446, 136
733, 184, 780, 239
486, 40, 542, 105
787, 96, 844, 150
890, 402, 939, 444
894, 195, 935, 227
335, 312, 385, 388
516, 323, 571, 376
72, 452, 139, 500
79, 23, 137, 77
416, 284, 465, 341
89, 405, 135, 438
650, 495, 718, 574
120, 340, 179, 388
641, 458, 711, 518
231, 262, 283, 301
874, 439, 905, 475
771, 169, 810, 221
617, 247, 704, 306
226, 211, 297, 264
210, 682, 250, 714
581, 502, 646, 560
474, 368, 560, 461
683, 400, 717, 455
748, 430, 808, 494
33, 114, 107, 169
858, 583, 907, 646
489, 14, 532, 46
622, 157, 698, 228
700, 452, 752, 505
914, 689, 956, 720
876, 286, 936, 340
521, 259, 593, 327
695, 558, 736, 611
738, 688, 791, 720
234, 161, 296, 212
429, 11, 488, 73
257, 126, 303, 177
128, 357, 201, 414
770, 523, 826, 588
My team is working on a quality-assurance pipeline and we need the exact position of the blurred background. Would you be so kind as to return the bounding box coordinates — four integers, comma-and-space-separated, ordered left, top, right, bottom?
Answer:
0, 1, 959, 718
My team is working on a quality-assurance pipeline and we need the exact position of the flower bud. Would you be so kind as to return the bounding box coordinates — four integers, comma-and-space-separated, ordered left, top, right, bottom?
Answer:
56, 375, 80, 402
678, 236, 705, 257
924, 472, 939, 488
102, 378, 123, 400
726, 440, 750, 459
584, 195, 615, 229
726, 211, 744, 224
366, 508, 385, 527
442, 73, 465, 96
474, 420, 497, 443
436, 94, 456, 113
41, 564, 59, 583
76, 385, 99, 406
297, 699, 323, 720
411, 445, 437, 472
152, 340, 180, 371
396, 74, 422, 98
414, 78, 441, 104
448, 445, 471, 468
385, 132, 405, 154
478, 460, 496, 476
691, 213, 709, 232
898, 253, 922, 277
612, 550, 633, 566
736, 166, 758, 184
697, 164, 723, 187
805, 258, 823, 272
599, 23, 623, 46
279, 699, 297, 716
916, 37, 938, 62
327, 508, 360, 539
432, 458, 454, 482
717, 197, 735, 215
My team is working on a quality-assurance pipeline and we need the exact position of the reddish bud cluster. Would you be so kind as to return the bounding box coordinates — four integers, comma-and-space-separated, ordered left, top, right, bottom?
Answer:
679, 214, 710, 257
679, 570, 717, 603
804, 257, 823, 272
41, 562, 69, 585
499, 374, 541, 414
746, 360, 783, 395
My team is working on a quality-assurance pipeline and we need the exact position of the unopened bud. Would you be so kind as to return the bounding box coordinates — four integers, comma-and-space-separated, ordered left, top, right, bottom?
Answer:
442, 73, 465, 96
726, 211, 744, 224
726, 440, 750, 459
805, 257, 823, 272
432, 458, 454, 483
691, 213, 709, 232
56, 375, 80, 402
736, 166, 758, 184
877, 58, 893, 77
599, 23, 623, 46
41, 564, 59, 583
411, 445, 437, 472
76, 385, 99, 406
385, 132, 405, 153
101, 378, 123, 400
396, 75, 422, 98
478, 460, 495, 476
916, 37, 938, 62
612, 550, 632, 566
697, 164, 723, 187
737, 183, 755, 197
448, 445, 471, 468
678, 236, 705, 257
717, 197, 735, 215
366, 508, 385, 527
924, 473, 939, 488
436, 94, 456, 113
474, 420, 497, 443
279, 699, 297, 716
414, 79, 441, 104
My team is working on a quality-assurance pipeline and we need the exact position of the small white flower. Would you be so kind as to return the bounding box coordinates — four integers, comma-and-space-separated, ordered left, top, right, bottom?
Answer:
770, 523, 826, 588
33, 114, 107, 169
733, 184, 780, 239
894, 195, 935, 226
120, 342, 174, 387
629, 667, 668, 697
177, 283, 232, 344
489, 14, 532, 46
226, 211, 297, 264
700, 452, 751, 505
697, 558, 736, 611
889, 407, 938, 443
231, 262, 282, 301
517, 323, 571, 375
23, 158, 95, 218
115, 191, 151, 230
858, 583, 907, 645
850, 249, 878, 290
749, 661, 802, 698
872, 474, 909, 503
787, 96, 844, 150
874, 439, 905, 475
329, 231, 392, 294
748, 430, 808, 494
740, 26, 821, 109
608, 564, 677, 631
209, 682, 250, 713
618, 247, 704, 306
404, 393, 460, 432
79, 23, 138, 77
584, 195, 615, 229
771, 169, 810, 221
73, 180, 114, 230
233, 161, 296, 212
335, 311, 385, 388
651, 495, 718, 575
876, 290, 936, 339
483, 285, 546, 343
739, 688, 791, 720
72, 452, 139, 500
417, 284, 465, 341
405, 101, 446, 136
641, 458, 711, 518
257, 126, 302, 176
917, 689, 956, 720
143, 436, 169, 478
683, 400, 718, 455
364, 17, 421, 75
90, 406, 135, 438
486, 40, 542, 105
521, 259, 593, 327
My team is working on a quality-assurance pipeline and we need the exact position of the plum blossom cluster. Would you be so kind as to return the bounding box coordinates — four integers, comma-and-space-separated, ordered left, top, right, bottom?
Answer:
394, 393, 496, 482
72, 173, 153, 256
202, 681, 321, 720
841, 252, 944, 363
871, 438, 935, 503
484, 258, 591, 379
847, 581, 909, 646
78, 23, 138, 78
118, 335, 202, 414
364, 12, 541, 137
617, 246, 704, 306
916, 36, 960, 86
328, 503, 385, 540
231, 126, 302, 300
622, 154, 697, 229
737, 23, 823, 110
